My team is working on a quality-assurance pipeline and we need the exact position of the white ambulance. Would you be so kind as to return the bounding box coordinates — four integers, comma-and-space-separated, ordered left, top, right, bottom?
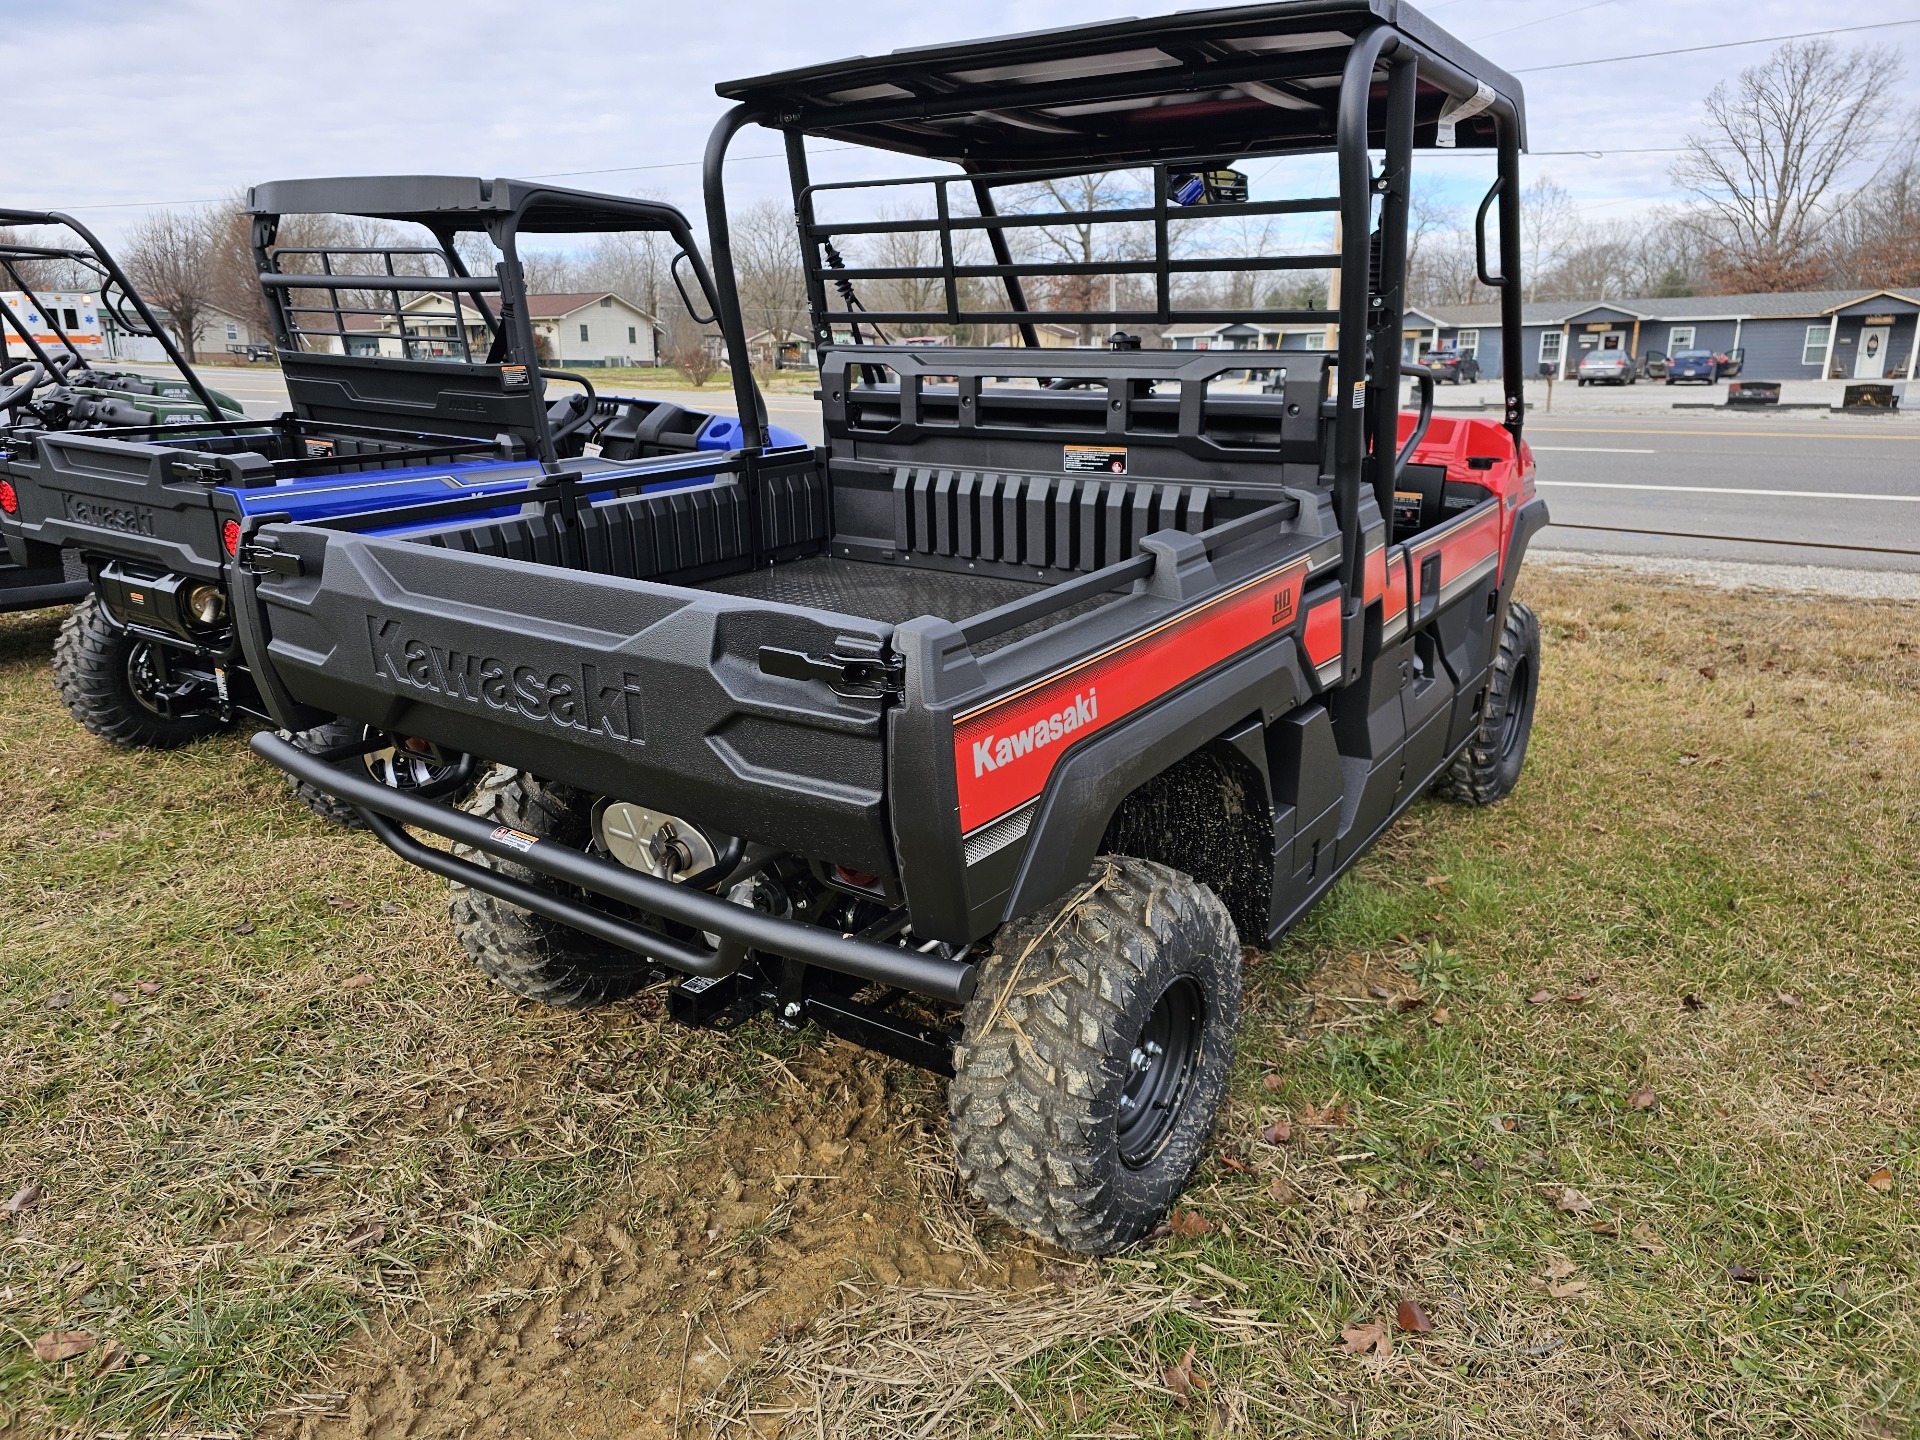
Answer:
0, 290, 105, 361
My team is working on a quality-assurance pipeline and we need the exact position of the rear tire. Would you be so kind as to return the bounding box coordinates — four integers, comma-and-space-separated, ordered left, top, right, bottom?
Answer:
279, 717, 475, 828
1436, 599, 1540, 806
446, 768, 652, 1009
52, 594, 223, 750
948, 856, 1241, 1254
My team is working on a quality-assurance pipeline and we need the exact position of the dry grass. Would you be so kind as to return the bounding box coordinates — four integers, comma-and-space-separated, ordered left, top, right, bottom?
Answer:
2, 563, 1918, 1439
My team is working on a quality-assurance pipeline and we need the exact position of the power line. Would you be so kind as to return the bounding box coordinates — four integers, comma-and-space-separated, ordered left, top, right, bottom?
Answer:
1514, 18, 1920, 72
1470, 0, 1618, 43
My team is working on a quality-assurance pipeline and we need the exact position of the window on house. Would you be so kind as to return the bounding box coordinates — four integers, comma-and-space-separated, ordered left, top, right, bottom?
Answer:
1668, 326, 1695, 353
1300, 332, 1327, 351
600, 296, 613, 307
1539, 331, 1563, 367
579, 323, 590, 343
226, 322, 239, 340
1456, 329, 1479, 357
628, 326, 636, 344
1803, 323, 1831, 368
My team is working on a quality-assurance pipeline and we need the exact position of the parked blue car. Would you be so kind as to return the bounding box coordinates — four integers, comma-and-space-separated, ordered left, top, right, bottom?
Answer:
1665, 350, 1720, 384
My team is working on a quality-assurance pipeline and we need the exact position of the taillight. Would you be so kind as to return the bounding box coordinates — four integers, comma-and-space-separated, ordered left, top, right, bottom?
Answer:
0, 480, 16, 515
222, 519, 241, 556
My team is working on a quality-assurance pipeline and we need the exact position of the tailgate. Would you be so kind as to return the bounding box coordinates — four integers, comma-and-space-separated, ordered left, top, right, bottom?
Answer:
2, 431, 262, 578
244, 522, 900, 873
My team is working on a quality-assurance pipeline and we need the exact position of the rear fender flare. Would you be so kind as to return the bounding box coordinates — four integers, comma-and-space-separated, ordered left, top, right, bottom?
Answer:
998, 639, 1309, 925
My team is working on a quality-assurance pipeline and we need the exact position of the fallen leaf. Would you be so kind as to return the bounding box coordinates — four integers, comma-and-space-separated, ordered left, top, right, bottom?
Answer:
1527, 989, 1553, 1005
1540, 1256, 1579, 1280
1727, 1263, 1764, 1285
1167, 1208, 1212, 1239
1865, 1168, 1894, 1193
1261, 1073, 1284, 1093
378, 901, 405, 916
231, 920, 255, 935
1545, 1279, 1589, 1299
1588, 1220, 1620, 1238
342, 1221, 385, 1253
1561, 987, 1591, 1005
1555, 1188, 1596, 1216
1218, 1151, 1254, 1174
1676, 752, 1700, 766
43, 991, 72, 1011
1163, 1343, 1205, 1404
1339, 1319, 1392, 1357
1807, 1067, 1834, 1095
1341, 1187, 1372, 1214
340, 974, 375, 991
1301, 1101, 1351, 1127
1680, 992, 1706, 1011
1422, 875, 1451, 890
1697, 665, 1717, 680
1627, 1088, 1658, 1112
1267, 1176, 1298, 1204
325, 896, 357, 911
1466, 1153, 1488, 1173
4, 1183, 42, 1215
30, 1331, 94, 1363
108, 991, 131, 1006
1743, 701, 1756, 718
1631, 1221, 1667, 1254
1260, 1120, 1293, 1146
94, 1341, 129, 1376
1367, 985, 1394, 1001
135, 981, 162, 996
1775, 990, 1801, 1009
1394, 1299, 1433, 1333
1430, 1005, 1452, 1025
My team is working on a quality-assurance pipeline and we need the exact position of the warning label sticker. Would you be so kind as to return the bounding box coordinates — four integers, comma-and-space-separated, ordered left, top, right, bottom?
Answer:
303, 437, 336, 458
490, 825, 539, 854
1063, 445, 1128, 475
501, 364, 530, 390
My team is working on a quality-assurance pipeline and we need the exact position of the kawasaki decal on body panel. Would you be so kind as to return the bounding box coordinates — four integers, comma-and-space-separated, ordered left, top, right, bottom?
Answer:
367, 618, 646, 743
951, 556, 1310, 834
63, 493, 157, 536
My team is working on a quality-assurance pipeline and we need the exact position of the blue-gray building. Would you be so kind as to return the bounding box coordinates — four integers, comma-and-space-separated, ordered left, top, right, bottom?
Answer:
1405, 288, 1918, 383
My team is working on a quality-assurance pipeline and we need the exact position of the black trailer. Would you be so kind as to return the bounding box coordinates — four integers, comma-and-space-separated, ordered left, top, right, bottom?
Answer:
243, 2, 1547, 1252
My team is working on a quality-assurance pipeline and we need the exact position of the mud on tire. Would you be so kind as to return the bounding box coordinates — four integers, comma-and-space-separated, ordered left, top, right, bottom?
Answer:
948, 856, 1241, 1254
446, 768, 651, 1009
52, 593, 223, 750
1435, 598, 1540, 806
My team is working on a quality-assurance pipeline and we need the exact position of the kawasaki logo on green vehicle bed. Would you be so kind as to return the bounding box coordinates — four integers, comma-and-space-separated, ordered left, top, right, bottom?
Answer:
367, 618, 646, 743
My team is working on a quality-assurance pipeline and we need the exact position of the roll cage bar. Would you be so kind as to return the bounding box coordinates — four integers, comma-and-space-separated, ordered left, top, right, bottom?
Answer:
244, 176, 750, 471
702, 0, 1526, 646
0, 207, 231, 423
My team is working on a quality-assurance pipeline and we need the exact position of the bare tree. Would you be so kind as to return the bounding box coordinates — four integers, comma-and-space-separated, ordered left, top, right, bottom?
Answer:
1520, 176, 1577, 302
1674, 39, 1905, 291
730, 199, 809, 363
1819, 118, 1920, 288
122, 207, 222, 359
1009, 172, 1151, 342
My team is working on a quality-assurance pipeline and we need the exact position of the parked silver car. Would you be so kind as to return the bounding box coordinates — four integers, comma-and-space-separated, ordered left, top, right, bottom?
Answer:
1577, 349, 1637, 386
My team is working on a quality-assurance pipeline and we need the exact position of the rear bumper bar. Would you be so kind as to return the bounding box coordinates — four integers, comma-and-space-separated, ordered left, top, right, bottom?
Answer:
251, 732, 977, 1005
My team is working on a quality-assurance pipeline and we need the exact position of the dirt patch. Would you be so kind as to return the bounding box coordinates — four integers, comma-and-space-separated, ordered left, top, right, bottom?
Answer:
270, 1047, 1035, 1440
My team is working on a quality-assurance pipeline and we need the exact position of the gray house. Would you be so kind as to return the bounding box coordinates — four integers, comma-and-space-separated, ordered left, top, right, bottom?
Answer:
1408, 289, 1918, 383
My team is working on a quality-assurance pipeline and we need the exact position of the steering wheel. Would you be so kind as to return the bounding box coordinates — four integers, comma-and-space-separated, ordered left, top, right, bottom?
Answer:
0, 360, 49, 416
540, 369, 599, 447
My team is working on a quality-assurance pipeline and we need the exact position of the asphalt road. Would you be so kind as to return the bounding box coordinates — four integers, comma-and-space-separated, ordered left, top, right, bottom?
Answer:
152, 365, 1920, 574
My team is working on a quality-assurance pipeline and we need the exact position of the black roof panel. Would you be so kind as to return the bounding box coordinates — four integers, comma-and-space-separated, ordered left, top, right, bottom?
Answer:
245, 176, 694, 235
715, 1, 1524, 167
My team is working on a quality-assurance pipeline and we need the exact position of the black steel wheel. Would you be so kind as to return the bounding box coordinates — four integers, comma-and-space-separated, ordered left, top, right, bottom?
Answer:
949, 855, 1241, 1254
1436, 598, 1540, 806
280, 718, 475, 828
52, 593, 223, 749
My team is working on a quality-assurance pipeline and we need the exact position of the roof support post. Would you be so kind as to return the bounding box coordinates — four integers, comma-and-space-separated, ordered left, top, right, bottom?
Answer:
1335, 24, 1400, 630
703, 103, 774, 449
1369, 52, 1417, 531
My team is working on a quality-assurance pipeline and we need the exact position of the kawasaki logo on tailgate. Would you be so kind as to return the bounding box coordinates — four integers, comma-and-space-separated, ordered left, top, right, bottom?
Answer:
64, 494, 157, 536
368, 619, 646, 743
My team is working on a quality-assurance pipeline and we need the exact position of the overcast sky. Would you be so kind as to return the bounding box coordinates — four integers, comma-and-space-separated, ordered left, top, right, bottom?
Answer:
7, 0, 1917, 245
